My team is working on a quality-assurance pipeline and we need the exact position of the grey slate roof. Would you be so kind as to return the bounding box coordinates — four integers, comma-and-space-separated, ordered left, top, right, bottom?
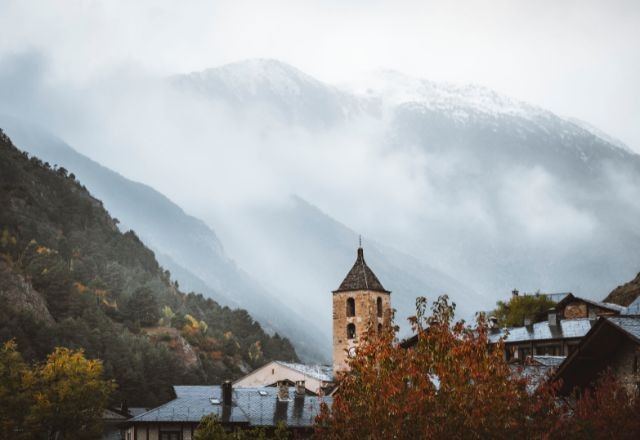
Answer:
275, 362, 334, 382
531, 355, 566, 367
488, 318, 593, 343
554, 293, 626, 314
334, 247, 389, 293
624, 297, 640, 314
130, 386, 330, 427
606, 315, 640, 341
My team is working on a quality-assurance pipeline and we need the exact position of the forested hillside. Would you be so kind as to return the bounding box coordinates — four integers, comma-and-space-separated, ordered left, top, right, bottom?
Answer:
0, 129, 297, 406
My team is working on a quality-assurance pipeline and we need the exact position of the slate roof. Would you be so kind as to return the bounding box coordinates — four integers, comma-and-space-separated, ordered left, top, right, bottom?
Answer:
624, 296, 640, 314
129, 386, 330, 427
531, 355, 566, 367
606, 315, 640, 341
334, 247, 389, 293
275, 362, 334, 382
554, 293, 626, 314
488, 318, 593, 343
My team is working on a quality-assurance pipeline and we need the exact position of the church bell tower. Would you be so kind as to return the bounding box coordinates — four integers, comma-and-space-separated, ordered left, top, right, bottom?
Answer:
332, 244, 391, 373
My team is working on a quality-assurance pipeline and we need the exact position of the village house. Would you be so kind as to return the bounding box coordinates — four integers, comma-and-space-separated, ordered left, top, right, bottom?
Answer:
553, 315, 640, 395
124, 381, 329, 439
488, 293, 626, 360
233, 361, 334, 396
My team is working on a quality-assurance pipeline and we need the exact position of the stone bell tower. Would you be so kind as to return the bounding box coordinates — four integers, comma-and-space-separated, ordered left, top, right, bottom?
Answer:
332, 244, 391, 373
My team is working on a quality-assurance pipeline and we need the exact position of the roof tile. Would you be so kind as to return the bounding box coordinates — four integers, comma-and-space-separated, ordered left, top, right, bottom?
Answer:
334, 247, 388, 293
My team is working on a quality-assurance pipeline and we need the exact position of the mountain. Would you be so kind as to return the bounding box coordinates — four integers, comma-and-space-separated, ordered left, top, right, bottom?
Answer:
0, 129, 298, 406
170, 59, 640, 307
354, 69, 640, 296
604, 271, 640, 307
173, 58, 373, 129
0, 116, 327, 362
2, 58, 639, 362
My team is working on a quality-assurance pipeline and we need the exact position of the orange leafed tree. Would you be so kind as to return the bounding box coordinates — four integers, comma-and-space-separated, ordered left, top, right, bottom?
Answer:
315, 295, 560, 440
551, 374, 640, 439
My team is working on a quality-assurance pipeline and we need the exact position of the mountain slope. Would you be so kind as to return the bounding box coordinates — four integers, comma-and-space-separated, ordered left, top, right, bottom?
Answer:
604, 271, 640, 307
0, 129, 298, 406
211, 196, 483, 339
0, 116, 327, 362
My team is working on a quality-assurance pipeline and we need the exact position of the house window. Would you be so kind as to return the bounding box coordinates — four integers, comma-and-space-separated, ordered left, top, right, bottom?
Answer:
346, 298, 355, 317
377, 297, 383, 317
347, 323, 356, 339
536, 345, 560, 356
160, 431, 181, 440
519, 347, 532, 360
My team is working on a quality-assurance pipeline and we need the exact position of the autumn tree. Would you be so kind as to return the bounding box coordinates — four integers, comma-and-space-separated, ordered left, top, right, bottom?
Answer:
551, 374, 640, 439
24, 347, 115, 439
491, 293, 556, 327
0, 340, 30, 440
0, 342, 114, 439
315, 296, 560, 439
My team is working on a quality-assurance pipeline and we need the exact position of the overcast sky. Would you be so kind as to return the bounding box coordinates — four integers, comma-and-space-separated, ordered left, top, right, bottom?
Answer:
1, 0, 639, 150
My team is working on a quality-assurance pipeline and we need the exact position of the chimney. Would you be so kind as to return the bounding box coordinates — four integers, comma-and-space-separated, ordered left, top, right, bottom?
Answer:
222, 380, 233, 406
512, 289, 519, 297
277, 380, 290, 401
295, 380, 306, 396
548, 310, 559, 327
488, 316, 499, 333
524, 317, 533, 331
120, 400, 129, 416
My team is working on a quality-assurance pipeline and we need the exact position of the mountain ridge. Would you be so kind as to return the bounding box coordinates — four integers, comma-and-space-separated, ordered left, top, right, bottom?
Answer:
0, 128, 299, 407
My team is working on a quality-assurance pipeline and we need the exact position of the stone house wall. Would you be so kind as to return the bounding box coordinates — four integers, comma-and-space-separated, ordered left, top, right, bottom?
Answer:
609, 338, 640, 393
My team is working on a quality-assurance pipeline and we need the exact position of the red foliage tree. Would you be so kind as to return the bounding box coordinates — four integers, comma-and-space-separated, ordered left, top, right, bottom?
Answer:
551, 374, 640, 439
315, 296, 561, 439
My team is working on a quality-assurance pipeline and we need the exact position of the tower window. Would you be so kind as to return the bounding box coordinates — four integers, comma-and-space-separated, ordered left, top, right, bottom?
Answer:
377, 297, 383, 317
347, 323, 356, 339
346, 298, 355, 317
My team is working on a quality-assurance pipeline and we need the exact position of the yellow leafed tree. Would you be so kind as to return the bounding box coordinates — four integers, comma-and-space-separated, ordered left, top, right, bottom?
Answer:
23, 347, 115, 439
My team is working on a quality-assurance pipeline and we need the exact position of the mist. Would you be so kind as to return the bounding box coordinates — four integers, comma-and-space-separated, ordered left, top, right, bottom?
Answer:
1, 2, 640, 352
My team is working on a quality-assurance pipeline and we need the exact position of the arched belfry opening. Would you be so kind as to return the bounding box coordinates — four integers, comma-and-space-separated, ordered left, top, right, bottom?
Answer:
347, 323, 356, 339
333, 243, 391, 372
346, 298, 355, 317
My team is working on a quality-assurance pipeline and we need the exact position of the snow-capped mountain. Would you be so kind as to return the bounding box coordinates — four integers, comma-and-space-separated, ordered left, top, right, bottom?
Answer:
170, 59, 640, 304
173, 59, 371, 128
343, 69, 549, 122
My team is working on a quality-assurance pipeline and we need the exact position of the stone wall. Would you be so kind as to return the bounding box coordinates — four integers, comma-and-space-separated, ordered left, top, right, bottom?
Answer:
333, 290, 391, 372
610, 339, 640, 393
563, 302, 588, 319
